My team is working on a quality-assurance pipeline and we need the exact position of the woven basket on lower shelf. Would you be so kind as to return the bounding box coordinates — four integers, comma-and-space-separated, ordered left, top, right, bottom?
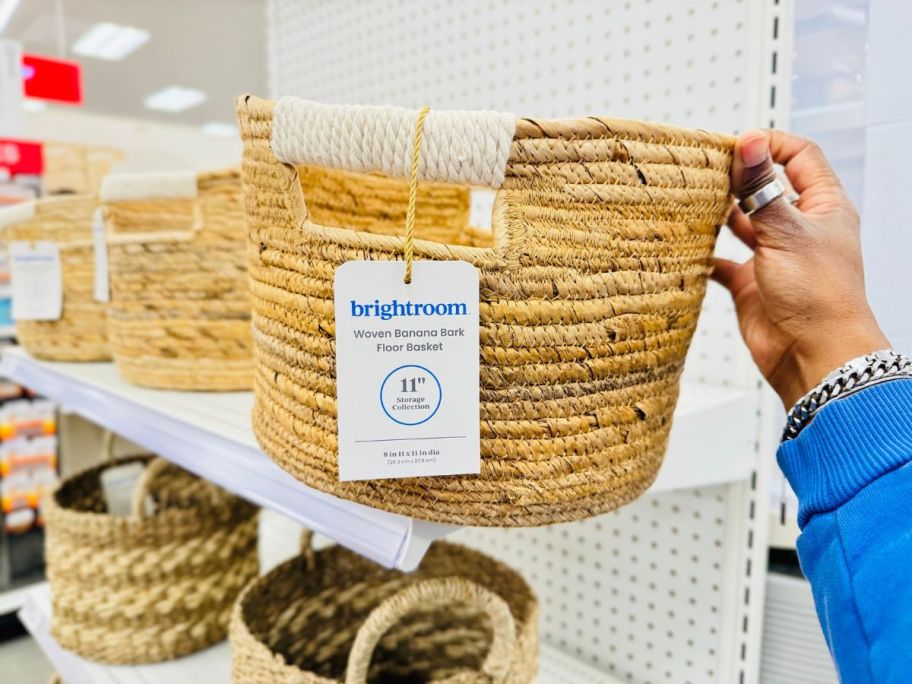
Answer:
100, 168, 252, 390
0, 196, 110, 361
236, 95, 735, 526
230, 538, 538, 683
44, 454, 259, 664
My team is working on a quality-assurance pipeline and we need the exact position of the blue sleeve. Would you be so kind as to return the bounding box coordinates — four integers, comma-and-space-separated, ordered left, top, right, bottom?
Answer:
777, 379, 912, 683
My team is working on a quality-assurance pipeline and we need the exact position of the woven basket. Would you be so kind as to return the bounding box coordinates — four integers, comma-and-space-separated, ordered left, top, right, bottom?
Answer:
236, 96, 734, 526
44, 453, 259, 664
44, 141, 124, 195
0, 196, 110, 361
230, 537, 538, 683
100, 169, 253, 390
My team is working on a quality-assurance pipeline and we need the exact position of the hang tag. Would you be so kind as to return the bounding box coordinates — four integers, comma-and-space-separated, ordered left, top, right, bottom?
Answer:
100, 461, 147, 518
92, 207, 110, 302
9, 241, 62, 321
334, 260, 480, 481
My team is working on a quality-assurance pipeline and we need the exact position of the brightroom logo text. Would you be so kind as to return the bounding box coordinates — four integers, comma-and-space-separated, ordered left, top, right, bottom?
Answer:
350, 299, 468, 321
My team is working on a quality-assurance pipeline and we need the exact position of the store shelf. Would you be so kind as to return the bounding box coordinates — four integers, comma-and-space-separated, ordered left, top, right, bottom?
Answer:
0, 579, 43, 616
19, 583, 620, 684
0, 347, 755, 570
18, 584, 230, 684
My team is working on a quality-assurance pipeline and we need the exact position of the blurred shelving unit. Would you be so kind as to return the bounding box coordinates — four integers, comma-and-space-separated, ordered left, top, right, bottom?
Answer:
0, 580, 40, 616
760, 573, 838, 683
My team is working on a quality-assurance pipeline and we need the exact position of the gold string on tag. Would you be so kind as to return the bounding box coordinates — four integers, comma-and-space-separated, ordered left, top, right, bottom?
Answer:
403, 105, 430, 284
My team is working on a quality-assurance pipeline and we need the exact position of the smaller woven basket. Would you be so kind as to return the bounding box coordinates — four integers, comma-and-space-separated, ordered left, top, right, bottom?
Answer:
0, 196, 110, 361
44, 451, 259, 664
44, 141, 124, 195
230, 538, 538, 683
101, 168, 252, 390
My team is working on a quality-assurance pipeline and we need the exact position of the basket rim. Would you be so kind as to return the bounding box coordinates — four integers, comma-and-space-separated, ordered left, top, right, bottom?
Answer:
239, 93, 736, 150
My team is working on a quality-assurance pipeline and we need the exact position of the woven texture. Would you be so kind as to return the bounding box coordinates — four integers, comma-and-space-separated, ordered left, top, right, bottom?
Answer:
43, 141, 124, 195
237, 95, 734, 526
230, 540, 538, 683
103, 169, 253, 390
1, 195, 110, 361
44, 455, 259, 664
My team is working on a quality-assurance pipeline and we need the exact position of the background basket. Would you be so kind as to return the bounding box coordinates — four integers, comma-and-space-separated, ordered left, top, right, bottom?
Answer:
236, 96, 734, 527
43, 141, 124, 196
230, 538, 538, 683
101, 169, 253, 390
44, 453, 259, 664
0, 196, 110, 361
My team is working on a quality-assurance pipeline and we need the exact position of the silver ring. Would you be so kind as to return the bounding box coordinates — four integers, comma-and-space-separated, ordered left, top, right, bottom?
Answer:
785, 191, 799, 205
739, 178, 786, 215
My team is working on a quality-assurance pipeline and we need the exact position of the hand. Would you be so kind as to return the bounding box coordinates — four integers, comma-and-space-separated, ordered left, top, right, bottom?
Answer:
713, 130, 889, 408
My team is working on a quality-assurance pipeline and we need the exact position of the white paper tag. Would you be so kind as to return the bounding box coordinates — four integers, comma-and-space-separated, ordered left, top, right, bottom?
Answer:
92, 207, 110, 302
9, 241, 62, 321
100, 461, 146, 518
334, 260, 480, 481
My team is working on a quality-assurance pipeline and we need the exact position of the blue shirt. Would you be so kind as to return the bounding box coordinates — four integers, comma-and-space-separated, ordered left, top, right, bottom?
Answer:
778, 379, 912, 683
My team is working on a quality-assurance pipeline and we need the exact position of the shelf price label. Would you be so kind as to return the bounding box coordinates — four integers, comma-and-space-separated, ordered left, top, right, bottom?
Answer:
9, 241, 62, 321
334, 260, 480, 481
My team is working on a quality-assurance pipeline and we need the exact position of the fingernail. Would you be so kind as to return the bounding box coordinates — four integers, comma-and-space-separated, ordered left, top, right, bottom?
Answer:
741, 134, 769, 167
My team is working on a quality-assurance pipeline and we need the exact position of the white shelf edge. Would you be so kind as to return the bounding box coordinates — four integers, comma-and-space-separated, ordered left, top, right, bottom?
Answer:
20, 584, 621, 684
0, 347, 449, 571
0, 580, 43, 616
0, 348, 755, 569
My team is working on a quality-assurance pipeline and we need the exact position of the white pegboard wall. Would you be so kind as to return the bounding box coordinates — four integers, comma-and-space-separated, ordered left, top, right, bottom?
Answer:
454, 484, 747, 684
268, 0, 751, 130
266, 0, 761, 389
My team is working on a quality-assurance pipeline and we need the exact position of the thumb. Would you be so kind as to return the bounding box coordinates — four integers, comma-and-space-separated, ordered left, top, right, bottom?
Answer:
733, 131, 777, 197
731, 130, 799, 247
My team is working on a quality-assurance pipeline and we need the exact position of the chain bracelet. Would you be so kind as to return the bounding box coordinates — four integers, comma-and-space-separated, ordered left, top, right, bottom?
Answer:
781, 349, 912, 442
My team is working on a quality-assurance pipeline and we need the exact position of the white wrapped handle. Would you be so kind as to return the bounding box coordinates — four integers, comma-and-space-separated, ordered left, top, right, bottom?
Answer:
270, 97, 517, 189
101, 171, 198, 202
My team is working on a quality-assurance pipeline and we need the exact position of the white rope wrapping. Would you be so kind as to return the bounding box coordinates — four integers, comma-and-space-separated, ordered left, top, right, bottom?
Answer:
271, 98, 516, 189
0, 200, 36, 227
100, 171, 198, 202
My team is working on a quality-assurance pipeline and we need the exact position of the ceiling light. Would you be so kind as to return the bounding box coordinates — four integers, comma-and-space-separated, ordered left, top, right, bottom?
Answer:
72, 22, 149, 61
143, 86, 206, 113
21, 99, 46, 112
0, 0, 21, 34
201, 122, 238, 138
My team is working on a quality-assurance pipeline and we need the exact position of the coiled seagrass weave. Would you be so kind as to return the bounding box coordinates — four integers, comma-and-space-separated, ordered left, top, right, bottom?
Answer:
236, 95, 734, 526
0, 196, 109, 361
101, 169, 253, 390
230, 537, 538, 683
44, 454, 258, 664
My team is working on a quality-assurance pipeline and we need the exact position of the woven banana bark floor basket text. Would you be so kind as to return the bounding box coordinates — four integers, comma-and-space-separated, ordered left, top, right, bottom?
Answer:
101, 169, 252, 391
44, 455, 259, 664
230, 539, 538, 683
0, 196, 110, 361
237, 95, 734, 526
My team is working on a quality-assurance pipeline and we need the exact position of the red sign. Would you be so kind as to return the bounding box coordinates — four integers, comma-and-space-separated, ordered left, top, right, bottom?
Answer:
21, 54, 82, 105
0, 139, 43, 176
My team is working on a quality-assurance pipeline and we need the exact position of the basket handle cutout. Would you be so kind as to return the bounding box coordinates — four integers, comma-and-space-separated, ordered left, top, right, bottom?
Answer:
270, 97, 517, 189
344, 577, 517, 684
